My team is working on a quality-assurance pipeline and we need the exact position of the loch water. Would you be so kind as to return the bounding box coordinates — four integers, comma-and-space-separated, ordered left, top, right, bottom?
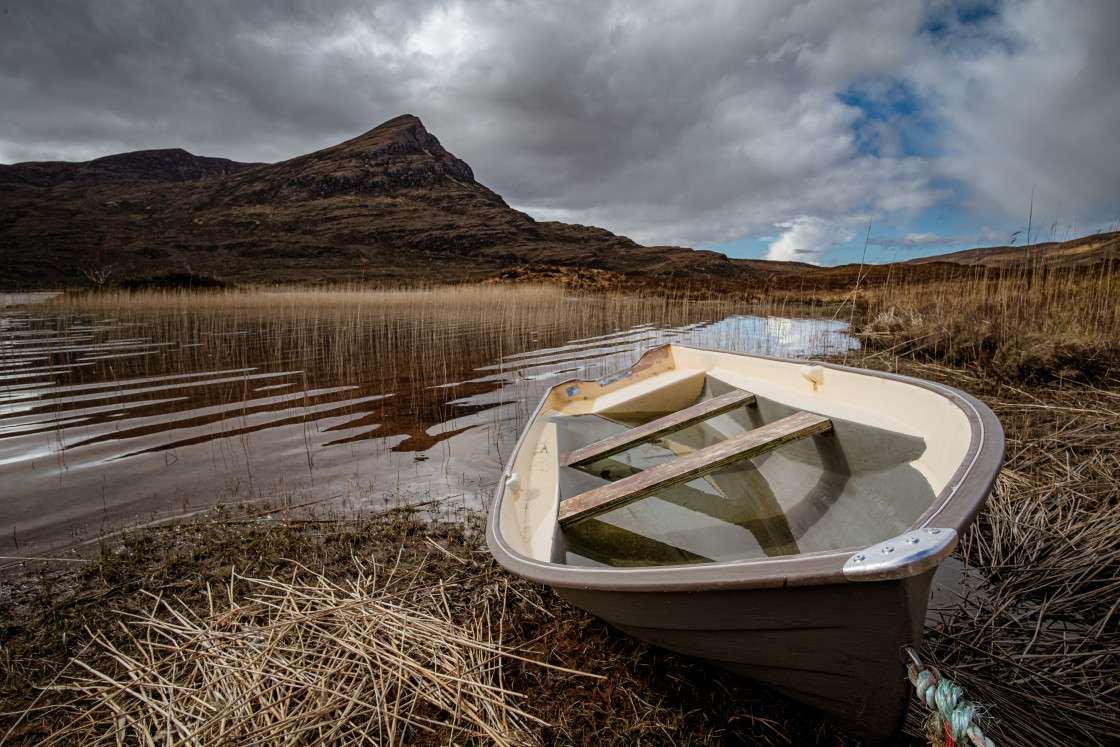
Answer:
0, 305, 855, 564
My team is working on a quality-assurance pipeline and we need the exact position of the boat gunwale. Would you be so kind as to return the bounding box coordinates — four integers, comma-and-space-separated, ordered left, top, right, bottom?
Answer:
485, 343, 1005, 593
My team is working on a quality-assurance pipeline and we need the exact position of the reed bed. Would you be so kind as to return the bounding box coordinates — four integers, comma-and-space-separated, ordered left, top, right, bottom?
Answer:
853, 263, 1120, 743
856, 263, 1119, 383
1, 507, 837, 746
24, 282, 781, 471
33, 284, 770, 410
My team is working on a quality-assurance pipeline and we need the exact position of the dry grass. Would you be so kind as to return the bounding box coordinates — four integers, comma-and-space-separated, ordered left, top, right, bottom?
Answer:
850, 361, 1120, 746
847, 264, 1119, 744
36, 283, 780, 399
856, 263, 1119, 383
35, 561, 589, 746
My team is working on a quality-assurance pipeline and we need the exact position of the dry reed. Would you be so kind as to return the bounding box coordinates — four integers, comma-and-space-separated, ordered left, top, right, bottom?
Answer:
857, 263, 1119, 383
1, 507, 839, 746
37, 284, 770, 402
851, 264, 1118, 744
35, 557, 597, 746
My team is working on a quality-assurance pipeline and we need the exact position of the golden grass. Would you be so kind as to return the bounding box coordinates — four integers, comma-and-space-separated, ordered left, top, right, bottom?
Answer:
36, 559, 597, 746
847, 264, 1119, 743
40, 284, 773, 388
856, 263, 1119, 382
0, 506, 838, 746
848, 361, 1120, 746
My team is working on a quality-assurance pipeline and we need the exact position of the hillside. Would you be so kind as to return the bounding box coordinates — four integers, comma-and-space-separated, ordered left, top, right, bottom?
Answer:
0, 115, 809, 288
905, 231, 1120, 269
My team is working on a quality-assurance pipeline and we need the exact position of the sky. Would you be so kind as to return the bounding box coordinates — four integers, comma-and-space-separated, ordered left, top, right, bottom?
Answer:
2, 1, 1118, 266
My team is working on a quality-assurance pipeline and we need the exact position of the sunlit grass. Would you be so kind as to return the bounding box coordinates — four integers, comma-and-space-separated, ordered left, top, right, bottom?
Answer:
854, 262, 1119, 382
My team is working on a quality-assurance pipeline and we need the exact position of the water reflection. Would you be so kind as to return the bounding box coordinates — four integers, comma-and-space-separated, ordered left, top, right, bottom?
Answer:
1, 293, 61, 307
0, 308, 854, 563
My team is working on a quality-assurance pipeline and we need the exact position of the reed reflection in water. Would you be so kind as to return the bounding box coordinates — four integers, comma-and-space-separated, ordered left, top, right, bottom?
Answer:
0, 287, 855, 562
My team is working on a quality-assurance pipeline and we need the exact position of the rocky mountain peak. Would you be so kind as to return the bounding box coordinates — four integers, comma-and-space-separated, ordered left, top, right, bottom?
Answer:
329, 113, 475, 184
221, 114, 476, 204
0, 114, 814, 288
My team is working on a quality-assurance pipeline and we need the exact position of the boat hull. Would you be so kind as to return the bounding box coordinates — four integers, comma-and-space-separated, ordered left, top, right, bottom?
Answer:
554, 569, 934, 742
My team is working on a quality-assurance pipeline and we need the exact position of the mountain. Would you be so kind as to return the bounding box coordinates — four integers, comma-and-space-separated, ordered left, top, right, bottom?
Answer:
905, 231, 1120, 269
0, 115, 809, 287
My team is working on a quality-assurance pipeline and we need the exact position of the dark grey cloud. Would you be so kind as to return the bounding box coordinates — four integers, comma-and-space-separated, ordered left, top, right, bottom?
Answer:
2, 0, 1117, 263
0, 1, 411, 160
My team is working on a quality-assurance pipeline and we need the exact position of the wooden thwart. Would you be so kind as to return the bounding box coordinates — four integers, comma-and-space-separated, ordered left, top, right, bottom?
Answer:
558, 411, 832, 528
560, 389, 757, 468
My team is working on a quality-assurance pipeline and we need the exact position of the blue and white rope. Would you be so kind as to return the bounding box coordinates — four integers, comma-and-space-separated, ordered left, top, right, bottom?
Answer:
905, 646, 995, 747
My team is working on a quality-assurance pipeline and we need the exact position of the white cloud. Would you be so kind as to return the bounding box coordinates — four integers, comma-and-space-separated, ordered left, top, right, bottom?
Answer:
765, 216, 860, 265
911, 0, 1120, 225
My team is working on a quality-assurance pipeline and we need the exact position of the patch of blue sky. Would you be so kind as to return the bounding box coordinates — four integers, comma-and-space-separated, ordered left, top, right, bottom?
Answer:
837, 79, 937, 159
700, 200, 1014, 268
920, 1, 1014, 55
859, 202, 1019, 265
837, 81, 920, 122
815, 220, 964, 267
922, 1, 1001, 37
697, 235, 773, 262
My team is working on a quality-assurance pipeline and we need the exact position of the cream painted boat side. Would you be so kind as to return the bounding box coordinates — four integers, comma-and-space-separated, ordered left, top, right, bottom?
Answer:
498, 421, 561, 560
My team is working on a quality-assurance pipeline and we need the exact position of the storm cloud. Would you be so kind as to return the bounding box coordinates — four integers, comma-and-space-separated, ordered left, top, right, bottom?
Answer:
2, 0, 1117, 264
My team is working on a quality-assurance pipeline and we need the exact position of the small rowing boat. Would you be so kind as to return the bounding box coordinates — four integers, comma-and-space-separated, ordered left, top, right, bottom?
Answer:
485, 344, 1004, 742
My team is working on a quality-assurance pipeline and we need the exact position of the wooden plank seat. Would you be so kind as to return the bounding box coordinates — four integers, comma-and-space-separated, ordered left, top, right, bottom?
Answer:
560, 389, 757, 468
558, 411, 832, 528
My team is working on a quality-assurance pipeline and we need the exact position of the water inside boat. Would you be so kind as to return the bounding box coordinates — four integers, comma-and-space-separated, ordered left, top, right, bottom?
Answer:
554, 373, 934, 568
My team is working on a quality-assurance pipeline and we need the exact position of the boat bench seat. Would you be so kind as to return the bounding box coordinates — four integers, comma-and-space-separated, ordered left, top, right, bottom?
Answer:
560, 389, 757, 468
558, 410, 832, 527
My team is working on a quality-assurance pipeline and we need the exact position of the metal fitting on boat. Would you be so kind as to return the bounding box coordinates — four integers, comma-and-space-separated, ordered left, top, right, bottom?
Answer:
842, 527, 958, 580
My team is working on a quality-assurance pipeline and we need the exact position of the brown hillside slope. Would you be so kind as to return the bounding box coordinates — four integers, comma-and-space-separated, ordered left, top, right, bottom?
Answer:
0, 115, 808, 287
906, 231, 1120, 269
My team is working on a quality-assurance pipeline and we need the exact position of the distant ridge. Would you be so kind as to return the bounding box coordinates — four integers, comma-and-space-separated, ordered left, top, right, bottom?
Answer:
0, 148, 260, 188
906, 231, 1120, 269
0, 115, 809, 287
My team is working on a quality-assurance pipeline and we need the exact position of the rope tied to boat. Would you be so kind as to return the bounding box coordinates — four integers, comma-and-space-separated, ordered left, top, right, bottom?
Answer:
904, 646, 995, 747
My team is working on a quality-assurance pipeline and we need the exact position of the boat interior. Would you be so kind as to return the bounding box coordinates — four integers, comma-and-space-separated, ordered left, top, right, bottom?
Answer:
498, 346, 975, 568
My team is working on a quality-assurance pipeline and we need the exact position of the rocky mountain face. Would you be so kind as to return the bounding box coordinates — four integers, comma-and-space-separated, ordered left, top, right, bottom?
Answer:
0, 115, 807, 287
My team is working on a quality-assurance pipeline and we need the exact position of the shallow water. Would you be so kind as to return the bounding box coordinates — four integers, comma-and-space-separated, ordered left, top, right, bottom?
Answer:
0, 308, 854, 563
1, 293, 60, 307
